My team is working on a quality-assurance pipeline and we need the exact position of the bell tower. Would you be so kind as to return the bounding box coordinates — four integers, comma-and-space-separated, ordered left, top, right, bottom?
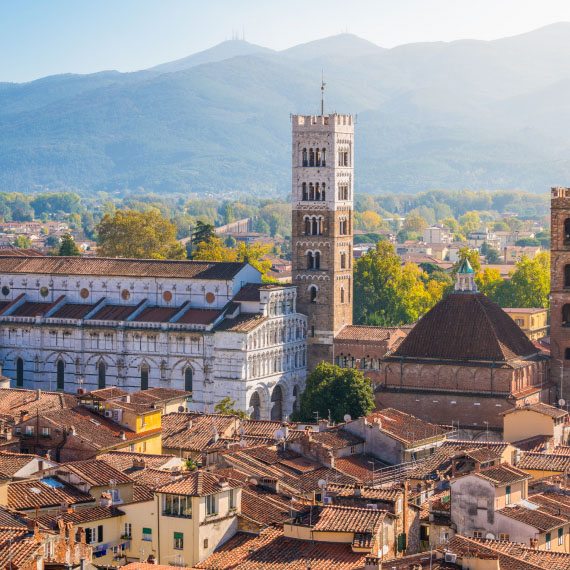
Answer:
291, 113, 354, 370
550, 186, 570, 401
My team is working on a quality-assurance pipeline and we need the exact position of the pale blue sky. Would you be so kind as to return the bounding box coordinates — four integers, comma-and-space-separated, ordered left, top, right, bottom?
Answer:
2, 0, 570, 82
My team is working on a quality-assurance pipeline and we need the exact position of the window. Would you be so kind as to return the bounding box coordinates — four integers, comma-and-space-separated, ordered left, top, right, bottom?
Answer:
98, 361, 106, 389
499, 533, 510, 541
340, 287, 345, 304
559, 527, 564, 546
141, 364, 149, 391
108, 488, 121, 504
142, 527, 152, 541
184, 368, 193, 392
163, 494, 192, 518
16, 357, 23, 387
302, 182, 308, 200
309, 286, 317, 303
41, 427, 50, 437
505, 485, 511, 505
473, 531, 483, 539
546, 532, 552, 550
302, 148, 307, 167
340, 252, 346, 269
566, 348, 570, 360
174, 532, 184, 550
123, 523, 132, 539
311, 325, 315, 337
565, 218, 570, 245
56, 359, 65, 391
229, 489, 236, 510
203, 538, 209, 549
85, 525, 103, 545
25, 425, 34, 436
206, 494, 217, 516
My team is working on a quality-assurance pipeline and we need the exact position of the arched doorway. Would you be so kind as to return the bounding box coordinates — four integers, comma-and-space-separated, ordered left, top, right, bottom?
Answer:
184, 368, 193, 392
271, 385, 283, 421
249, 392, 261, 420
56, 360, 65, 391
16, 357, 24, 387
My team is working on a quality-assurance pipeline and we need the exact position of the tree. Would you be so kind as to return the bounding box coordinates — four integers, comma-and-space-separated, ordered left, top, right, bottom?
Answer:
296, 362, 374, 423
191, 220, 215, 248
454, 247, 481, 273
13, 235, 31, 248
505, 253, 550, 308
459, 211, 481, 234
58, 233, 81, 256
403, 213, 428, 233
97, 209, 186, 260
214, 396, 248, 419
476, 268, 504, 299
515, 237, 540, 247
480, 242, 501, 264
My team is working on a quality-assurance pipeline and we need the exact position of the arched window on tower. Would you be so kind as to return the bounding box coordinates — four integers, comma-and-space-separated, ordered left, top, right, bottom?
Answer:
304, 217, 311, 235
249, 392, 261, 420
565, 218, 570, 245
315, 183, 321, 201
141, 364, 149, 391
309, 183, 315, 201
271, 385, 283, 421
309, 148, 315, 167
322, 148, 326, 166
309, 285, 318, 303
302, 148, 308, 167
315, 148, 321, 167
565, 265, 570, 288
307, 251, 314, 269
302, 182, 308, 201
340, 252, 347, 269
321, 183, 326, 201
184, 368, 193, 392
312, 217, 319, 236
340, 287, 345, 303
314, 251, 320, 269
98, 361, 106, 389
16, 357, 23, 387
563, 304, 570, 326
56, 359, 65, 391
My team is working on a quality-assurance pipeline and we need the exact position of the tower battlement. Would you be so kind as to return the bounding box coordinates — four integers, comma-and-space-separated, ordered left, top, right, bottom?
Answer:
292, 113, 353, 130
552, 186, 570, 200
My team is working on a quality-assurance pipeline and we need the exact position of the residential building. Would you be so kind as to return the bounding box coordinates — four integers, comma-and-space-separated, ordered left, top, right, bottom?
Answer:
503, 307, 549, 340
502, 403, 569, 447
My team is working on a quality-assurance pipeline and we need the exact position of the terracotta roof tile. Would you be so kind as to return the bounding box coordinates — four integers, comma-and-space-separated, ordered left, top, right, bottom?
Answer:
335, 325, 406, 342
0, 256, 248, 280
333, 455, 389, 484
309, 504, 387, 533
133, 306, 180, 323
195, 526, 369, 570
157, 471, 242, 496
88, 303, 139, 321
0, 388, 76, 421
8, 478, 94, 510
518, 452, 570, 473
215, 313, 266, 332
502, 402, 568, 419
311, 428, 364, 450
176, 307, 223, 325
131, 468, 183, 490
497, 504, 566, 532
0, 529, 43, 569
392, 292, 538, 362
50, 302, 97, 319
11, 301, 54, 317
0, 452, 51, 477
162, 413, 237, 452
473, 463, 531, 486
366, 408, 447, 444
37, 505, 124, 528
57, 459, 133, 486
98, 451, 179, 473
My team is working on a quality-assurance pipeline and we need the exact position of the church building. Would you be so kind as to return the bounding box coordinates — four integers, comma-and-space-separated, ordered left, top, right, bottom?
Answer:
0, 257, 307, 421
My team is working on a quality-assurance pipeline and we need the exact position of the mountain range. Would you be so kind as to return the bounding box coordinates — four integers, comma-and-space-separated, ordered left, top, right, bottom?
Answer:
2, 24, 570, 195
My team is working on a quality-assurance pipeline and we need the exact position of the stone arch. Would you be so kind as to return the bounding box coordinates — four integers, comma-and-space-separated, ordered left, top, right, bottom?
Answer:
308, 284, 318, 303
249, 391, 262, 420
271, 384, 284, 421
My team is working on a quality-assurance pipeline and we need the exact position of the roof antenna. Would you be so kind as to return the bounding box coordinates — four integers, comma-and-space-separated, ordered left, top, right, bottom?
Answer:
320, 71, 326, 116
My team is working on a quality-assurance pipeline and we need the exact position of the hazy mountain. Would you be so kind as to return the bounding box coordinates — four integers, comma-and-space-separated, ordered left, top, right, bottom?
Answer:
1, 24, 570, 195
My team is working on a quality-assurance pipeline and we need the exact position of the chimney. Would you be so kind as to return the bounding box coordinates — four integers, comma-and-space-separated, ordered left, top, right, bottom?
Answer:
69, 425, 77, 436
364, 556, 381, 570
19, 410, 29, 422
119, 431, 126, 441
99, 492, 113, 508
35, 389, 42, 400
318, 419, 329, 432
125, 394, 131, 404
529, 538, 539, 549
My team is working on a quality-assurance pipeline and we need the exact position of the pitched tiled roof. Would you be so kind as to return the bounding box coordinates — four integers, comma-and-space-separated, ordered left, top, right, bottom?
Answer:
133, 306, 180, 323
37, 505, 124, 528
0, 256, 248, 280
58, 459, 133, 486
0, 529, 43, 569
309, 505, 387, 533
98, 451, 179, 473
529, 493, 570, 519
473, 463, 531, 486
88, 303, 139, 321
8, 478, 94, 510
442, 440, 510, 455
0, 452, 50, 477
326, 482, 402, 502
11, 301, 55, 317
333, 455, 389, 485
234, 283, 264, 302
131, 468, 183, 490
0, 506, 28, 529
132, 484, 155, 503
194, 526, 369, 570
311, 428, 364, 450
240, 486, 293, 526
215, 313, 266, 332
335, 325, 405, 342
0, 388, 76, 421
497, 504, 566, 532
366, 408, 447, 444
392, 292, 538, 362
444, 535, 567, 570
157, 471, 242, 496
518, 452, 570, 472
240, 420, 283, 439
51, 302, 97, 319
502, 402, 568, 419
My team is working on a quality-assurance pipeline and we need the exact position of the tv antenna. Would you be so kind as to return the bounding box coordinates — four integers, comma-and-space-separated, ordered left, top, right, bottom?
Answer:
320, 71, 326, 116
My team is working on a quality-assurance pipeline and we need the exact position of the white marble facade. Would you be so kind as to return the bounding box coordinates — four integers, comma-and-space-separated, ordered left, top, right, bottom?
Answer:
0, 257, 307, 420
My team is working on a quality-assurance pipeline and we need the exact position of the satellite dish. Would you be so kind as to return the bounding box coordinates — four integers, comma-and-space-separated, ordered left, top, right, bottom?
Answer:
485, 533, 495, 540
559, 399, 566, 407
274, 429, 284, 440
317, 479, 327, 489
343, 414, 352, 423
177, 405, 185, 413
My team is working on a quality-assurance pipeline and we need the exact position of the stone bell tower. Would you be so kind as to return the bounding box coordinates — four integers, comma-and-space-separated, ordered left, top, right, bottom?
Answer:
550, 186, 570, 401
291, 113, 354, 370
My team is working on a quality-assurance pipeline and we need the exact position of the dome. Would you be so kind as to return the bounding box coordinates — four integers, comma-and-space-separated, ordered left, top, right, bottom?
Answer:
393, 292, 538, 362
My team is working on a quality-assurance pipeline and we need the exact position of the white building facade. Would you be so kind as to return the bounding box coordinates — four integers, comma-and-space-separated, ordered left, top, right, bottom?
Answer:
0, 257, 307, 420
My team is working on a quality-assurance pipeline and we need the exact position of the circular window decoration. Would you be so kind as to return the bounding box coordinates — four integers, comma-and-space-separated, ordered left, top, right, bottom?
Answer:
205, 292, 216, 304
163, 291, 173, 302
40, 286, 49, 298
1, 286, 9, 296
80, 288, 89, 299
121, 289, 130, 301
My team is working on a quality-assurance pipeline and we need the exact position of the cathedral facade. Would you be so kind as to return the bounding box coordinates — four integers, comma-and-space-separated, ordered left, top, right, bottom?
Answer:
0, 257, 307, 421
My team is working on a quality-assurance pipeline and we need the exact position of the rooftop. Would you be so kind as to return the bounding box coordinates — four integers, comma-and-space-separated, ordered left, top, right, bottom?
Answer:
497, 504, 566, 532
57, 459, 133, 486
502, 402, 568, 419
470, 463, 531, 486
157, 471, 242, 496
8, 477, 94, 510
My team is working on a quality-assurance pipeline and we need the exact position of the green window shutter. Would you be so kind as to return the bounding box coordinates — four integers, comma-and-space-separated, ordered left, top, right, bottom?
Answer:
397, 533, 407, 552
174, 532, 183, 539
143, 527, 152, 534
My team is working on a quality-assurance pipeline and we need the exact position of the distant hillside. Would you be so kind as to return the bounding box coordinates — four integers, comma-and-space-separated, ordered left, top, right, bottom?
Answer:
1, 25, 570, 195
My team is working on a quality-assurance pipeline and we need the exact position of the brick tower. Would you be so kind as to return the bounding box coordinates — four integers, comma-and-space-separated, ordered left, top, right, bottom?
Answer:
291, 113, 354, 370
550, 186, 570, 401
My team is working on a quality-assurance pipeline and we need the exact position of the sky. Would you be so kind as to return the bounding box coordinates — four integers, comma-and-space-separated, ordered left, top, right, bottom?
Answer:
2, 0, 570, 82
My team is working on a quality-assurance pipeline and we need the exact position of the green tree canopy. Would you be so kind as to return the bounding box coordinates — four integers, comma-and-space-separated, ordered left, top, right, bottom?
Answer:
214, 396, 248, 419
58, 233, 81, 256
296, 362, 375, 423
97, 209, 186, 260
